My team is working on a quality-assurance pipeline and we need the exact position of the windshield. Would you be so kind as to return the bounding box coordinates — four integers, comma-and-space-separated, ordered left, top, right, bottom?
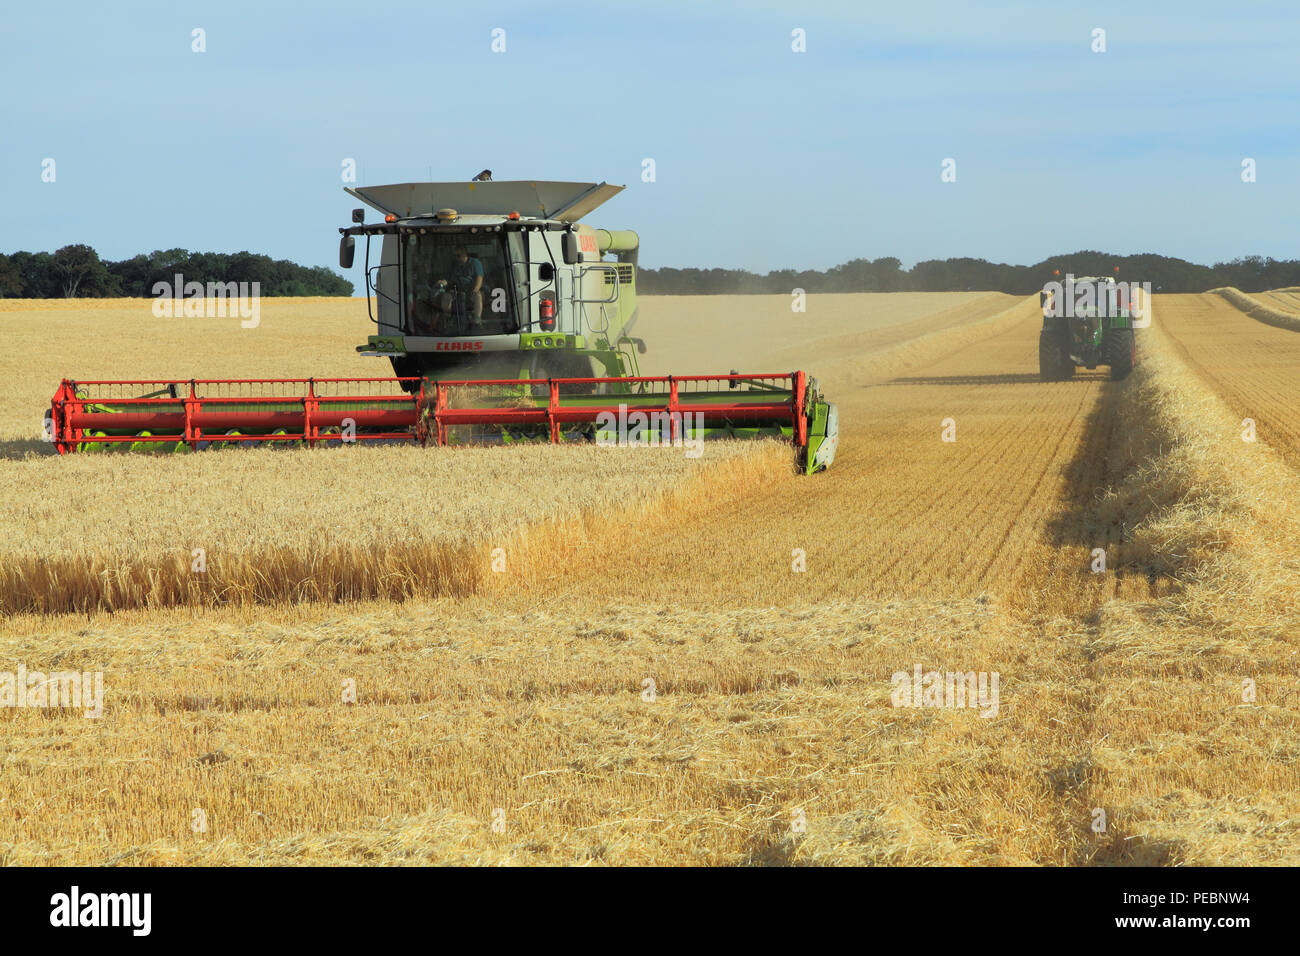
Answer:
402, 231, 518, 336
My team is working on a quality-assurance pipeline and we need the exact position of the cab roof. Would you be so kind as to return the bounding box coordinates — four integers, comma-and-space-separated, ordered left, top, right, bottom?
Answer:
345, 181, 624, 222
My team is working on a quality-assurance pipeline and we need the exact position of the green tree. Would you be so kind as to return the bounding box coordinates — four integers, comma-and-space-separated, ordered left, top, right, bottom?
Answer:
52, 244, 112, 297
0, 254, 25, 297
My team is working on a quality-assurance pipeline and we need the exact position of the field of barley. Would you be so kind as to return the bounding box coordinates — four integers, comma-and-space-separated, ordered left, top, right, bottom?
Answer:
1, 291, 1297, 865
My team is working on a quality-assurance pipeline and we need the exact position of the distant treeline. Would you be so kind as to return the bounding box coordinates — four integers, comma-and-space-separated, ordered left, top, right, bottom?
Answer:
0, 245, 353, 298
637, 252, 1300, 295
5, 244, 1298, 300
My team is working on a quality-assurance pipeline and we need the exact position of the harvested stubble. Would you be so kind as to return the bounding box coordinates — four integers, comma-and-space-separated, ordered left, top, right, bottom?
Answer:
1159, 292, 1300, 472
2, 293, 1298, 865
0, 596, 1044, 866
1208, 287, 1300, 333
1255, 288, 1300, 314
1069, 318, 1300, 864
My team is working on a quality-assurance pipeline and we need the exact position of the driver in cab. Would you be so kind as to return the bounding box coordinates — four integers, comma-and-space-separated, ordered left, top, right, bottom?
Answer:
437, 246, 484, 326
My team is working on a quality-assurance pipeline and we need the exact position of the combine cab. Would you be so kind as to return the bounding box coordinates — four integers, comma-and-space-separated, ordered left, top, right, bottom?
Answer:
342, 180, 642, 386
47, 178, 838, 473
1038, 274, 1138, 381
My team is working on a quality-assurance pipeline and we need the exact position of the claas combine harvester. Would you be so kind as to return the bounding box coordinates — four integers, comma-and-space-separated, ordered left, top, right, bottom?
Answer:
47, 179, 838, 473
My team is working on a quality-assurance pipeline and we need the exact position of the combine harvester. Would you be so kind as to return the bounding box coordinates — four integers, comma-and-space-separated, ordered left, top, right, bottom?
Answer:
47, 178, 837, 473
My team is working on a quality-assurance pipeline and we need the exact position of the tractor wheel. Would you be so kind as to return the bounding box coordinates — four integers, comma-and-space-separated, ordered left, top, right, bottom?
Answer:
1038, 331, 1072, 381
1108, 329, 1135, 381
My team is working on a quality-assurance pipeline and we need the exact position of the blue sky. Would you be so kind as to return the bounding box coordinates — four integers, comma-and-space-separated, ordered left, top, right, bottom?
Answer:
4, 0, 1298, 276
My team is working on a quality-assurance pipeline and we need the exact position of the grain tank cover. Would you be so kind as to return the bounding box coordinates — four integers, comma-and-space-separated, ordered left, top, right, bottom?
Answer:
345, 181, 624, 222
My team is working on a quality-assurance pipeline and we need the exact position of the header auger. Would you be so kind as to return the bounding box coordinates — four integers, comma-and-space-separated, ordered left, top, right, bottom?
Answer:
46, 176, 839, 473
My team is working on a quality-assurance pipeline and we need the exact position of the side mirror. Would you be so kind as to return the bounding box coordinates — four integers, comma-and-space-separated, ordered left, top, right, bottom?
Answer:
538, 262, 555, 282
351, 208, 365, 224
339, 235, 356, 269
561, 232, 581, 265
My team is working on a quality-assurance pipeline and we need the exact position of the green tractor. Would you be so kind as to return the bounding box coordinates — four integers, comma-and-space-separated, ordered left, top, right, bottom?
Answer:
1038, 274, 1138, 381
